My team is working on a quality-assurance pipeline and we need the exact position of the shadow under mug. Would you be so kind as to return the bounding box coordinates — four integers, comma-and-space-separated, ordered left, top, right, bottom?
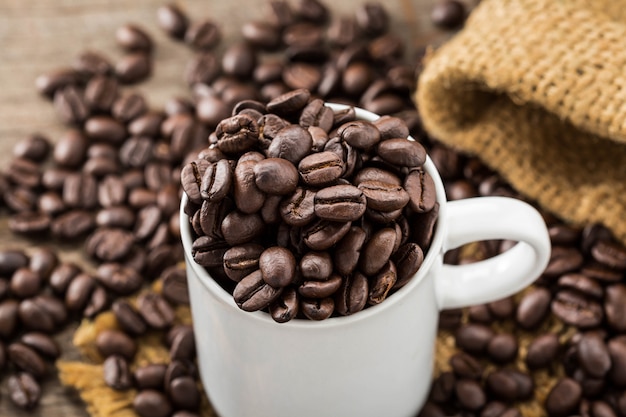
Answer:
180, 104, 552, 417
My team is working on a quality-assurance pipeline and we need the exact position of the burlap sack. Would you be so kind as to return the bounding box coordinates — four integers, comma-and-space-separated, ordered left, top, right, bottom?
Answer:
416, 0, 626, 245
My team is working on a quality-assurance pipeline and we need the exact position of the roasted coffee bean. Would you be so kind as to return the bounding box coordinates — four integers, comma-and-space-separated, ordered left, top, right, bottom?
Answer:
360, 227, 396, 275
35, 67, 80, 97
334, 226, 366, 276
216, 114, 259, 154
558, 273, 603, 299
28, 247, 58, 280
96, 329, 137, 360
266, 88, 310, 116
577, 333, 611, 378
591, 240, 626, 270
302, 219, 351, 251
115, 52, 152, 84
280, 187, 316, 226
134, 205, 162, 241
455, 379, 486, 411
137, 292, 175, 330
54, 85, 89, 124
133, 389, 173, 417
269, 287, 299, 323
8, 214, 47, 240
85, 286, 108, 316
65, 272, 96, 311
223, 244, 264, 282
181, 159, 210, 205
516, 287, 551, 329
134, 363, 167, 390
455, 323, 495, 354
63, 172, 98, 209
335, 272, 368, 316
18, 295, 66, 333
298, 251, 333, 281
85, 75, 119, 112
10, 267, 42, 299
431, 0, 466, 28
605, 284, 626, 332
358, 180, 410, 212
74, 50, 111, 76
429, 371, 455, 403
185, 19, 221, 50
184, 53, 220, 86
8, 372, 41, 409
169, 326, 195, 361
96, 206, 135, 228
161, 267, 190, 305
405, 168, 437, 213
112, 92, 147, 123
20, 332, 60, 359
545, 378, 582, 417
299, 274, 342, 298
38, 191, 65, 215
336, 120, 380, 150
0, 249, 28, 275
221, 211, 265, 246
526, 333, 560, 369
8, 342, 46, 378
6, 157, 41, 188
253, 158, 299, 195
607, 338, 626, 386
200, 159, 232, 202
112, 299, 147, 336
157, 3, 188, 38
485, 370, 520, 402
233, 270, 282, 311
103, 355, 133, 390
53, 129, 88, 168
49, 262, 81, 295
298, 151, 343, 186
449, 352, 483, 380
392, 242, 424, 288
544, 246, 584, 277
0, 299, 19, 338
552, 289, 603, 328
233, 159, 265, 213
169, 375, 200, 410
96, 263, 143, 295
192, 236, 229, 268
368, 261, 397, 304
355, 2, 388, 35
267, 124, 313, 164
301, 297, 334, 320
116, 24, 152, 52
51, 210, 96, 239
486, 333, 518, 363
314, 184, 366, 222
222, 42, 257, 78
86, 228, 135, 262
259, 246, 296, 288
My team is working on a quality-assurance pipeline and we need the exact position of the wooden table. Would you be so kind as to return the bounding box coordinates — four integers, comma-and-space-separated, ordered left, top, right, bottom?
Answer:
0, 0, 465, 415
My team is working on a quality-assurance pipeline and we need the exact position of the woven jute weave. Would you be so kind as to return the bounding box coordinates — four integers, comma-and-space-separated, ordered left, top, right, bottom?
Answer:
416, 0, 626, 245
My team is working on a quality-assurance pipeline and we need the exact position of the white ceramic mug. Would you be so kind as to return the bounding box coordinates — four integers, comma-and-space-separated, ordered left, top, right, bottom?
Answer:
180, 104, 551, 417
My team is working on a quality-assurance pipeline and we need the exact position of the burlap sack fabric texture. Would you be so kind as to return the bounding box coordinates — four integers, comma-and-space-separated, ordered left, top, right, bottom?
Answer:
417, 0, 626, 245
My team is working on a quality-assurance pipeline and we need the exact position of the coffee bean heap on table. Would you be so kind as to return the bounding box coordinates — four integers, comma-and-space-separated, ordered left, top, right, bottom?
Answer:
181, 88, 438, 321
419, 147, 626, 416
3, 0, 626, 415
0, 247, 111, 409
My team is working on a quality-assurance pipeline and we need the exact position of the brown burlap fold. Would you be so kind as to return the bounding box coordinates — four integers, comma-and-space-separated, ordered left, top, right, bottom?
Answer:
416, 0, 626, 245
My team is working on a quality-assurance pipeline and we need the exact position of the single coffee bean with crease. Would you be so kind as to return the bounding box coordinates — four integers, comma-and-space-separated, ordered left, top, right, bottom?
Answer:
96, 329, 137, 360
8, 372, 41, 409
137, 292, 175, 330
103, 354, 133, 390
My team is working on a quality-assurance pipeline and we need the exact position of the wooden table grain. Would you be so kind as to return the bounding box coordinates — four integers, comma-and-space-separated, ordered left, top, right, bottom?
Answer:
0, 0, 467, 415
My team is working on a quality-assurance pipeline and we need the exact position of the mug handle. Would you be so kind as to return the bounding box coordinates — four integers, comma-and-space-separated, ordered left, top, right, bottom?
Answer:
435, 196, 551, 310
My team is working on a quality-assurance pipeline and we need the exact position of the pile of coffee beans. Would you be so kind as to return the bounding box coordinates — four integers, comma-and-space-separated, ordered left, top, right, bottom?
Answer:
181, 88, 438, 321
417, 144, 626, 416
0, 247, 93, 409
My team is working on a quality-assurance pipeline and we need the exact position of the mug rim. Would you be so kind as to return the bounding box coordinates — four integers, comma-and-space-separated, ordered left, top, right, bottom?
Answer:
179, 103, 449, 328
